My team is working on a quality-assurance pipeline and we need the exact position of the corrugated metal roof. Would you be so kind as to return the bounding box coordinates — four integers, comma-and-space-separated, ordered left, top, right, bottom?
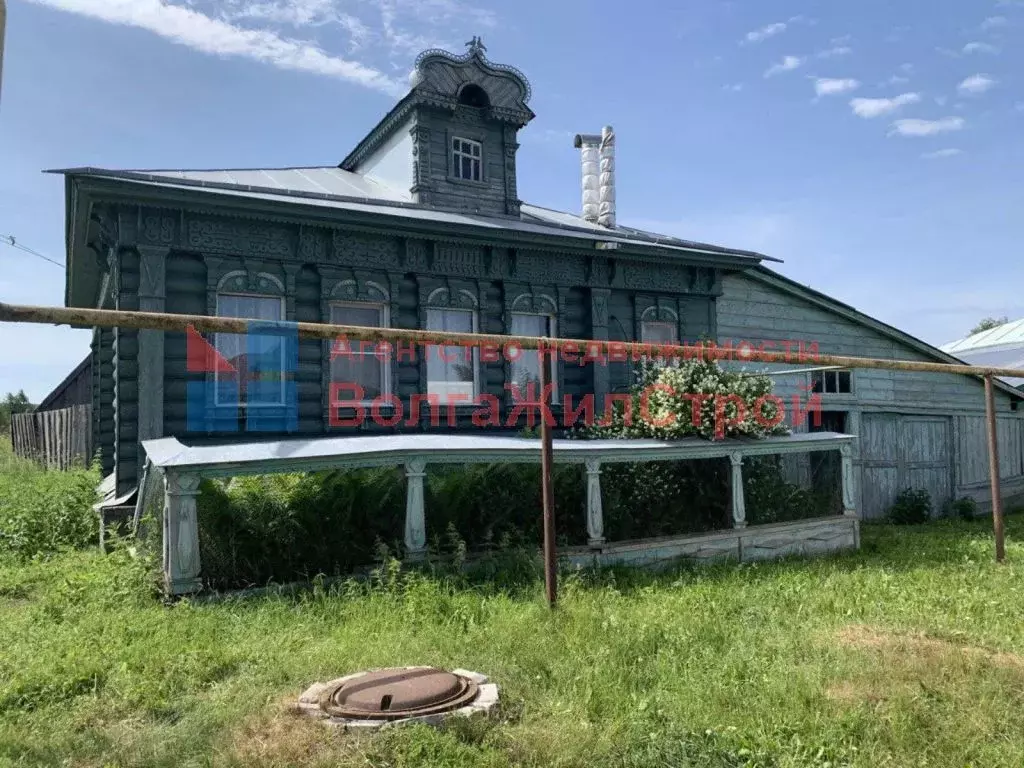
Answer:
51, 165, 777, 262
941, 318, 1024, 355
142, 432, 849, 473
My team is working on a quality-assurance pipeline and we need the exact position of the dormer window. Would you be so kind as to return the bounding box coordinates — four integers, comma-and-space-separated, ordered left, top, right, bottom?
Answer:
452, 137, 482, 181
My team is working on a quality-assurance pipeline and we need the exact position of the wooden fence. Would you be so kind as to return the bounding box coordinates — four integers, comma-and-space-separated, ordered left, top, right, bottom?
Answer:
10, 404, 93, 470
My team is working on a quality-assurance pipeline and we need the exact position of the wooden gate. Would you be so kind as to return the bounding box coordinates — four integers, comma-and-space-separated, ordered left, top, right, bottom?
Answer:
9, 404, 93, 470
860, 413, 951, 519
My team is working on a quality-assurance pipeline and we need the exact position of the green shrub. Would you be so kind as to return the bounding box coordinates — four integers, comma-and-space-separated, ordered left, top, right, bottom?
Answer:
889, 488, 932, 525
0, 444, 101, 559
579, 359, 824, 535
943, 496, 978, 520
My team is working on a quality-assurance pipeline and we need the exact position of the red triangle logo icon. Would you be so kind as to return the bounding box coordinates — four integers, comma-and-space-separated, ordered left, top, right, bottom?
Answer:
186, 325, 236, 374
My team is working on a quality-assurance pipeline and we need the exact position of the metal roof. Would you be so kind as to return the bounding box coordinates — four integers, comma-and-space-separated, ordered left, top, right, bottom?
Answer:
142, 432, 850, 476
941, 318, 1024, 355
51, 165, 777, 263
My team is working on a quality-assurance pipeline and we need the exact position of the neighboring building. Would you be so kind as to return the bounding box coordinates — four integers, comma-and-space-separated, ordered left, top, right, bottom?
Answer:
35, 354, 92, 412
54, 40, 1024, 518
941, 320, 1024, 389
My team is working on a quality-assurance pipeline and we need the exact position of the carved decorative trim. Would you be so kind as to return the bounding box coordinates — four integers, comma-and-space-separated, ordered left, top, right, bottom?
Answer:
425, 285, 478, 310
329, 277, 389, 303
510, 292, 557, 315
216, 269, 286, 295
187, 216, 295, 259
640, 303, 679, 324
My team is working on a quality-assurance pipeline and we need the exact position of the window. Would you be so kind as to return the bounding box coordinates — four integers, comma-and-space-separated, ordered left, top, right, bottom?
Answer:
426, 308, 478, 403
812, 369, 852, 394
329, 303, 389, 404
215, 293, 286, 406
452, 137, 482, 182
640, 320, 678, 345
510, 313, 557, 400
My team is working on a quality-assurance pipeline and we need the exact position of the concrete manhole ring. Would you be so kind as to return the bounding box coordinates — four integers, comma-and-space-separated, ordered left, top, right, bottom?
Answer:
298, 667, 499, 730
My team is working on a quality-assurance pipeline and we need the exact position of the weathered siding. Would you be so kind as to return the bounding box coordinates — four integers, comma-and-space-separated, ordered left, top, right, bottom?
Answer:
113, 250, 140, 495
421, 106, 510, 216
96, 327, 115, 476
163, 252, 207, 436
719, 270, 1024, 519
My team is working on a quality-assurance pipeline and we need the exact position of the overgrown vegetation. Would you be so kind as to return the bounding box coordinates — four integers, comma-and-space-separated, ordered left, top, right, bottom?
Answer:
944, 495, 979, 520
0, 441, 100, 558
888, 488, 933, 525
0, 390, 32, 432
3, 517, 1024, 767
193, 464, 585, 590
581, 359, 824, 537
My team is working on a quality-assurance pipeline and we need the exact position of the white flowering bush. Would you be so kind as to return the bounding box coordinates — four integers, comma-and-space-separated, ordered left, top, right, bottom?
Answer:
578, 360, 821, 538
583, 358, 790, 442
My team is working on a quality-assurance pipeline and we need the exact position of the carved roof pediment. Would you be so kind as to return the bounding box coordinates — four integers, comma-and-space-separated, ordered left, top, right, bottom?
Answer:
411, 41, 534, 125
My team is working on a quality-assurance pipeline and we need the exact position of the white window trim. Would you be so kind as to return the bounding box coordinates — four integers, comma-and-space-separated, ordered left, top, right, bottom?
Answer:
426, 306, 480, 404
451, 136, 483, 182
214, 291, 288, 408
328, 300, 392, 408
509, 311, 559, 401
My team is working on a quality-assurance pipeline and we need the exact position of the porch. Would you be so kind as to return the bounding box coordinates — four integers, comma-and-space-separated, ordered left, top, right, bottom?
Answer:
138, 431, 859, 595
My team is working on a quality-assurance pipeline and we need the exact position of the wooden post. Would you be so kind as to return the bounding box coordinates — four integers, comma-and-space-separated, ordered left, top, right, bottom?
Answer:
539, 346, 557, 609
984, 374, 1006, 563
164, 471, 202, 595
584, 458, 605, 548
404, 459, 428, 560
729, 452, 747, 529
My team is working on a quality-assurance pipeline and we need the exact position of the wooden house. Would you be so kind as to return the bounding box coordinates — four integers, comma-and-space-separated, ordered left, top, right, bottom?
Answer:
54, 40, 1024, 520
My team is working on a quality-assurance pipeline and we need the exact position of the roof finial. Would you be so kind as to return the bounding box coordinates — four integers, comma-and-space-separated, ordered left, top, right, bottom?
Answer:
465, 36, 487, 56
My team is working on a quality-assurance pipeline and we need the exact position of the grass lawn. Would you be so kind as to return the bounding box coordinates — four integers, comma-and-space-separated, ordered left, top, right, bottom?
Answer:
2, 518, 1024, 767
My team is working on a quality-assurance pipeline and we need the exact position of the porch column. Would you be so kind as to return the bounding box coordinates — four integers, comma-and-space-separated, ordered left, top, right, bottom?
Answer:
164, 471, 202, 595
404, 459, 427, 559
840, 444, 856, 516
585, 458, 605, 548
729, 452, 747, 529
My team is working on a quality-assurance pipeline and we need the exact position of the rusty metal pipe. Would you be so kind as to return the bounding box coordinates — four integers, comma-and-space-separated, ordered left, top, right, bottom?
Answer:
4, 301, 1024, 379
984, 374, 1006, 562
539, 349, 556, 609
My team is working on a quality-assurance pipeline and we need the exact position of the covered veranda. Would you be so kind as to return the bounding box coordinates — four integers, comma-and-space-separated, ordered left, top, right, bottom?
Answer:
138, 431, 858, 595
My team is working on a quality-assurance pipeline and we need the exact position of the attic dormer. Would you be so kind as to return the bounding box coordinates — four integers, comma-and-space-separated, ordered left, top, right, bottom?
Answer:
340, 38, 535, 217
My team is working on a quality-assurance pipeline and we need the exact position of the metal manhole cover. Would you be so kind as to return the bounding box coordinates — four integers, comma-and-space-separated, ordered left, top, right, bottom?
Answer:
318, 667, 480, 721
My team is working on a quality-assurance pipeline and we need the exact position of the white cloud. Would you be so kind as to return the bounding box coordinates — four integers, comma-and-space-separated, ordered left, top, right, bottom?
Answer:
963, 41, 999, 54
764, 55, 804, 77
850, 92, 921, 118
27, 0, 405, 95
935, 96, 949, 106
885, 74, 910, 85
817, 46, 852, 58
889, 117, 966, 137
981, 16, 1008, 30
723, 83, 744, 92
958, 74, 997, 95
921, 148, 963, 159
743, 21, 787, 43
813, 77, 859, 96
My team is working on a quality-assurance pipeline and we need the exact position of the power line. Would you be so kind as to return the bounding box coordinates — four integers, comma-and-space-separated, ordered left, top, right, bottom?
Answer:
0, 235, 64, 268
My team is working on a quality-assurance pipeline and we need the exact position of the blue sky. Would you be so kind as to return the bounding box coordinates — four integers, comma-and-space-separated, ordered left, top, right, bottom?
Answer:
1, 0, 1022, 401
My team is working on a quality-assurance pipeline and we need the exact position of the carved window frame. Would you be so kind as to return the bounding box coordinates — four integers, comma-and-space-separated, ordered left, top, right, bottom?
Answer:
321, 273, 394, 424
639, 303, 681, 346
422, 285, 481, 405
447, 127, 487, 187
213, 270, 288, 409
507, 291, 559, 402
